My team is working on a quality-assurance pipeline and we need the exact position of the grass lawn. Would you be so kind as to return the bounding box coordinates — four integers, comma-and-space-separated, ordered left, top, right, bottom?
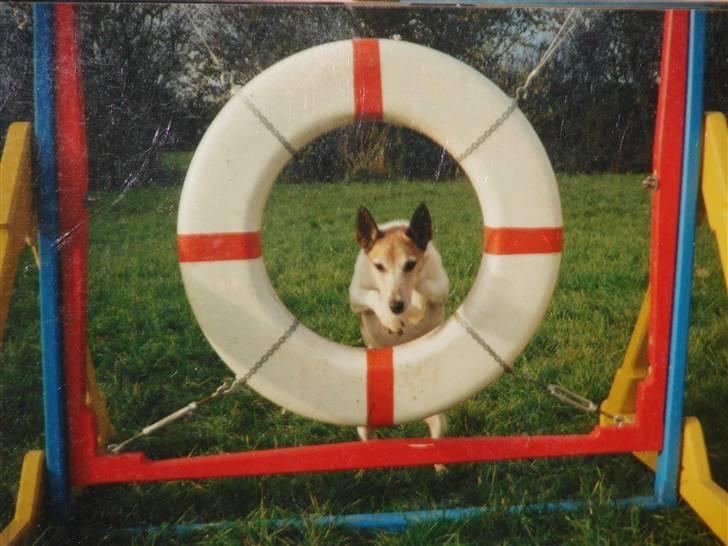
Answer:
1, 174, 726, 544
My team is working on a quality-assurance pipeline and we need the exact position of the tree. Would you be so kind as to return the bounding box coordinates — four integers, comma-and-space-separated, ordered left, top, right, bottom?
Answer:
80, 4, 192, 188
0, 5, 33, 146
523, 11, 662, 173
171, 7, 564, 182
41, 6, 724, 185
705, 13, 728, 114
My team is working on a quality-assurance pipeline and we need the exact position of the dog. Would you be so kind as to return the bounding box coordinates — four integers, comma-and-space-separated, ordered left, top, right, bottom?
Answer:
349, 203, 449, 444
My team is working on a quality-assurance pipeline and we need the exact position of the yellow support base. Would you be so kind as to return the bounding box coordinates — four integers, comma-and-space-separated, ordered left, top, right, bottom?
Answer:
85, 349, 115, 451
636, 418, 728, 544
0, 450, 45, 546
702, 112, 728, 291
0, 122, 35, 347
0, 122, 113, 447
601, 288, 727, 544
599, 288, 650, 426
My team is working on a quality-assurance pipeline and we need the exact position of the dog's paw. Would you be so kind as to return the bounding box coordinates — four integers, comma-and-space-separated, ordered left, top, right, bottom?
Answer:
381, 316, 405, 336
388, 320, 405, 337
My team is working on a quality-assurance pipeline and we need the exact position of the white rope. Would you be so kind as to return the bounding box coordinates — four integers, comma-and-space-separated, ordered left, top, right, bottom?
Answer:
516, 9, 580, 100
184, 9, 223, 71
107, 381, 232, 454
183, 8, 240, 93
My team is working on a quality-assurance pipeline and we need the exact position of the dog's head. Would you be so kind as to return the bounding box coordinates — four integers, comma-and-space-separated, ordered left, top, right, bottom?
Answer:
356, 203, 432, 315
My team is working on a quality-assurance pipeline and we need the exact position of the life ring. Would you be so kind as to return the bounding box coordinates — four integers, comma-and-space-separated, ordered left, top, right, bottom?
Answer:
177, 39, 562, 427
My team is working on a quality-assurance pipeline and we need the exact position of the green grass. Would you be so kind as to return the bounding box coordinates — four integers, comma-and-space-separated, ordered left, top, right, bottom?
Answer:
1, 175, 726, 544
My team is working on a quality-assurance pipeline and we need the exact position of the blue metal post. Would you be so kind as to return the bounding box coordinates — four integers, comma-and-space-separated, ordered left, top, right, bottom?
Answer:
33, 4, 71, 517
654, 10, 707, 505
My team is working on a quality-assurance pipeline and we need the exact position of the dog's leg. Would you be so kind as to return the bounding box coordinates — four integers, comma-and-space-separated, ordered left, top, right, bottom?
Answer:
414, 252, 449, 308
424, 413, 448, 474
406, 291, 427, 325
357, 425, 377, 441
424, 413, 447, 439
354, 426, 378, 480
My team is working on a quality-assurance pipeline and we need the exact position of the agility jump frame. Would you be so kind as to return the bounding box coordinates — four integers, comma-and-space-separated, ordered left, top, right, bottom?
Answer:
34, 3, 711, 530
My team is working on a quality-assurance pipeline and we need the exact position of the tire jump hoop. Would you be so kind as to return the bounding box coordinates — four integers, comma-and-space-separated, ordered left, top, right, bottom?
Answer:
177, 39, 563, 429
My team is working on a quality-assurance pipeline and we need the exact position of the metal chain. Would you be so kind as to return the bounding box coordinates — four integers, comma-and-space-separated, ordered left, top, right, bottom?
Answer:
108, 319, 300, 454
455, 9, 579, 164
453, 314, 624, 425
242, 96, 297, 157
452, 10, 625, 425
455, 99, 519, 163
219, 318, 300, 395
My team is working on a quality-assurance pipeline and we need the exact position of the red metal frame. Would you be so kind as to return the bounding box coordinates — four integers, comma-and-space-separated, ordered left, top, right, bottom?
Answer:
54, 4, 94, 487
645, 10, 690, 446
55, 8, 689, 486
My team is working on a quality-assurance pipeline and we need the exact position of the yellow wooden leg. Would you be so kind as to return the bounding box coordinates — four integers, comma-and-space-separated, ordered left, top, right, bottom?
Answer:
635, 419, 728, 544
599, 288, 650, 426
0, 122, 35, 347
679, 418, 728, 544
0, 450, 45, 546
702, 112, 728, 292
600, 288, 727, 543
84, 349, 115, 451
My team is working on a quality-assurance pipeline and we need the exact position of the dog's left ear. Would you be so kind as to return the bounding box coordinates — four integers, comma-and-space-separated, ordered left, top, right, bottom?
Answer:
406, 203, 432, 251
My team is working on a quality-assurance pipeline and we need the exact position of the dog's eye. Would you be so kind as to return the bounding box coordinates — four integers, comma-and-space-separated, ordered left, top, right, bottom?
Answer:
375, 263, 386, 272
403, 260, 417, 272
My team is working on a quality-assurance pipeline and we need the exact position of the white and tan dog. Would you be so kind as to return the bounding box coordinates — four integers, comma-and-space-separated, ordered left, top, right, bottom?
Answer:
349, 203, 449, 443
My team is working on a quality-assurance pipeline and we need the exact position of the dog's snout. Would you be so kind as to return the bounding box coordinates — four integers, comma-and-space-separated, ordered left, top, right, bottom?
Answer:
390, 300, 405, 315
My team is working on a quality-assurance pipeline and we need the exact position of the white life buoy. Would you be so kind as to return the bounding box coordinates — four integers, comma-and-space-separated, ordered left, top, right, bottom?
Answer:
177, 39, 562, 427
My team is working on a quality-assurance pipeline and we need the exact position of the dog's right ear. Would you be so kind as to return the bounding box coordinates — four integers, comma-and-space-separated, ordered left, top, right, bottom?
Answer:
406, 203, 432, 251
356, 207, 381, 252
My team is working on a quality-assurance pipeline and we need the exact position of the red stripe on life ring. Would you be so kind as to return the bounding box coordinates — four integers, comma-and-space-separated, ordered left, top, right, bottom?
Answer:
178, 232, 262, 262
366, 347, 394, 427
353, 39, 383, 121
484, 227, 563, 255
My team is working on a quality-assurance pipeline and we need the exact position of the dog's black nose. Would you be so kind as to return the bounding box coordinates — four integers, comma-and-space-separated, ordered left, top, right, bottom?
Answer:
390, 300, 405, 315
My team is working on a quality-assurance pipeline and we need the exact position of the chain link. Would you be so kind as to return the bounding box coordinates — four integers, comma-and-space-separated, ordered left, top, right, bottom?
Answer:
220, 319, 300, 395
242, 96, 297, 157
454, 313, 514, 374
453, 313, 624, 425
455, 99, 519, 163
